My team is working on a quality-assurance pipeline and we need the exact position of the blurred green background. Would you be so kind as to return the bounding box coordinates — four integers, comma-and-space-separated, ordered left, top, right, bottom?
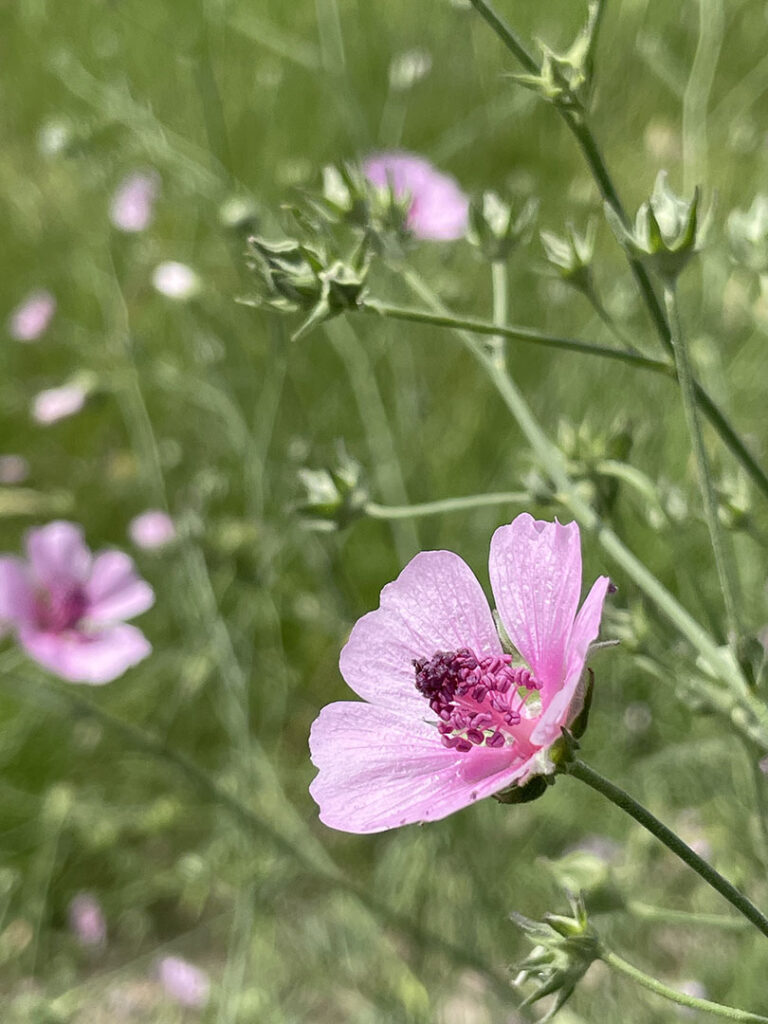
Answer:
2, 0, 768, 1020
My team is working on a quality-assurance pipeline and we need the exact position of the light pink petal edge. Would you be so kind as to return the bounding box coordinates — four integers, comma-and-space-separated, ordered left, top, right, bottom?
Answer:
530, 575, 610, 747
309, 701, 540, 834
19, 622, 151, 684
25, 521, 92, 590
85, 551, 155, 622
0, 556, 35, 627
339, 550, 501, 716
489, 514, 582, 697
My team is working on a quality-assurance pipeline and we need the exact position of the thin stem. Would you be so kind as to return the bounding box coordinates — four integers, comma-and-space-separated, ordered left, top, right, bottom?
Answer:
664, 283, 740, 645
467, 0, 768, 504
628, 901, 748, 931
359, 299, 670, 375
603, 950, 768, 1022
365, 492, 529, 520
491, 259, 509, 368
567, 758, 768, 941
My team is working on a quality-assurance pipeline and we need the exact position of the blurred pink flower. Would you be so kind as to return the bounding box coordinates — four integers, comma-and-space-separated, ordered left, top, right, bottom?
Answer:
0, 521, 154, 684
363, 151, 469, 240
32, 382, 87, 424
129, 510, 176, 550
0, 455, 30, 485
110, 169, 161, 232
68, 892, 107, 947
158, 956, 210, 1009
310, 514, 609, 833
8, 290, 56, 342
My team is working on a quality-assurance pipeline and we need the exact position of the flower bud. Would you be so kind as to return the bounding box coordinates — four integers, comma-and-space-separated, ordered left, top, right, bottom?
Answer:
296, 447, 368, 530
468, 192, 538, 262
605, 171, 703, 282
540, 220, 597, 297
727, 195, 768, 273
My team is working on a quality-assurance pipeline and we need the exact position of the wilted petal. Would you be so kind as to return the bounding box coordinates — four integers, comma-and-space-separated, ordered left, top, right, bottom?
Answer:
339, 550, 501, 716
489, 515, 582, 696
310, 701, 532, 833
85, 551, 155, 622
530, 575, 610, 747
19, 622, 151, 684
26, 521, 92, 591
0, 556, 35, 627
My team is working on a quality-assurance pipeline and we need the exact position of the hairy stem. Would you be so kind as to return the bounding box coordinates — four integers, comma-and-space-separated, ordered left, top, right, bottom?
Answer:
602, 950, 768, 1022
568, 759, 768, 940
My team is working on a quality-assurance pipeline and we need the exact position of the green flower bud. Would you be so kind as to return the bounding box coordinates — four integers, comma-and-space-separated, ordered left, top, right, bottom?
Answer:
467, 191, 538, 262
296, 447, 368, 531
540, 220, 597, 297
727, 195, 768, 273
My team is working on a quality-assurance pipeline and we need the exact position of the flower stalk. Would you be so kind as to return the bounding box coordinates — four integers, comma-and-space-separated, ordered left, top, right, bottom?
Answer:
364, 491, 530, 520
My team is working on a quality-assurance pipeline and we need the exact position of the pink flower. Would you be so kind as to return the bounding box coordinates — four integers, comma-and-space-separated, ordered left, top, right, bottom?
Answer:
8, 290, 56, 342
310, 514, 610, 833
128, 510, 176, 550
68, 892, 107, 947
0, 521, 154, 684
158, 956, 210, 1009
363, 151, 469, 241
32, 382, 87, 424
110, 169, 160, 232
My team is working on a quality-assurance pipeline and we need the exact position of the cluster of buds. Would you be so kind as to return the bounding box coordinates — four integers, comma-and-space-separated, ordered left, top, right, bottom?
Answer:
540, 220, 597, 299
245, 235, 370, 341
467, 191, 538, 262
308, 163, 412, 249
727, 194, 768, 274
512, 2, 602, 111
296, 447, 368, 531
512, 892, 601, 1021
605, 171, 703, 283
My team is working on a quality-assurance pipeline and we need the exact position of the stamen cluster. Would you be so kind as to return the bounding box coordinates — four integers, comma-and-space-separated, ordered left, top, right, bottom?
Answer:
413, 648, 539, 752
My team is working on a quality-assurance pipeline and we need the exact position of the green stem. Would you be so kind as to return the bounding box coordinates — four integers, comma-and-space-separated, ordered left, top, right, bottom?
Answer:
628, 901, 748, 931
567, 759, 768, 941
467, 0, 768, 504
664, 283, 740, 645
365, 492, 529, 520
602, 950, 768, 1022
359, 299, 670, 375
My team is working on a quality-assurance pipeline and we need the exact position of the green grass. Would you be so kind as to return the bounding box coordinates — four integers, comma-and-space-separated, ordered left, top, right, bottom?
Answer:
2, 0, 768, 1020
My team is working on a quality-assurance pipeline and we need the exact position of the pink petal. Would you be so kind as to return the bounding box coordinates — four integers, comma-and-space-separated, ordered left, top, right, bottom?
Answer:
26, 521, 92, 591
362, 151, 469, 241
339, 550, 501, 716
19, 622, 151, 684
530, 575, 610, 747
309, 701, 535, 833
0, 556, 35, 627
489, 514, 582, 696
85, 551, 155, 622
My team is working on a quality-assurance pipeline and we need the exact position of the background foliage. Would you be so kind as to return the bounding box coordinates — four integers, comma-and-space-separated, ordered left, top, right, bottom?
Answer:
2, 0, 768, 1020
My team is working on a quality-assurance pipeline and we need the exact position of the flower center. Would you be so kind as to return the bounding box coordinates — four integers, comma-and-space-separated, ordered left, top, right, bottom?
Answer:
35, 586, 88, 633
413, 648, 540, 752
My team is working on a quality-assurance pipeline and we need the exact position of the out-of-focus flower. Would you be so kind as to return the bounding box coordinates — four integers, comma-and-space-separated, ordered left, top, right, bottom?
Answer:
0, 521, 154, 684
363, 151, 469, 241
309, 513, 610, 833
728, 194, 768, 273
8, 291, 56, 342
0, 456, 30, 485
152, 261, 201, 301
128, 510, 176, 550
158, 956, 210, 1009
68, 892, 107, 948
110, 170, 160, 232
32, 379, 89, 424
388, 49, 432, 91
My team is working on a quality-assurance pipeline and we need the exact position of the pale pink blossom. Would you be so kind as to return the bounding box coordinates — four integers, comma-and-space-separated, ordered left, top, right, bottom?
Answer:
158, 956, 210, 1009
151, 261, 200, 301
32, 382, 87, 424
310, 514, 609, 833
0, 456, 30, 485
68, 892, 107, 947
0, 521, 154, 684
8, 290, 56, 342
110, 169, 160, 232
363, 151, 469, 240
128, 510, 176, 550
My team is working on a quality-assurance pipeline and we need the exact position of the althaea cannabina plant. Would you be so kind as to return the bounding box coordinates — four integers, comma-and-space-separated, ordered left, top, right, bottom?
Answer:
310, 514, 610, 833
